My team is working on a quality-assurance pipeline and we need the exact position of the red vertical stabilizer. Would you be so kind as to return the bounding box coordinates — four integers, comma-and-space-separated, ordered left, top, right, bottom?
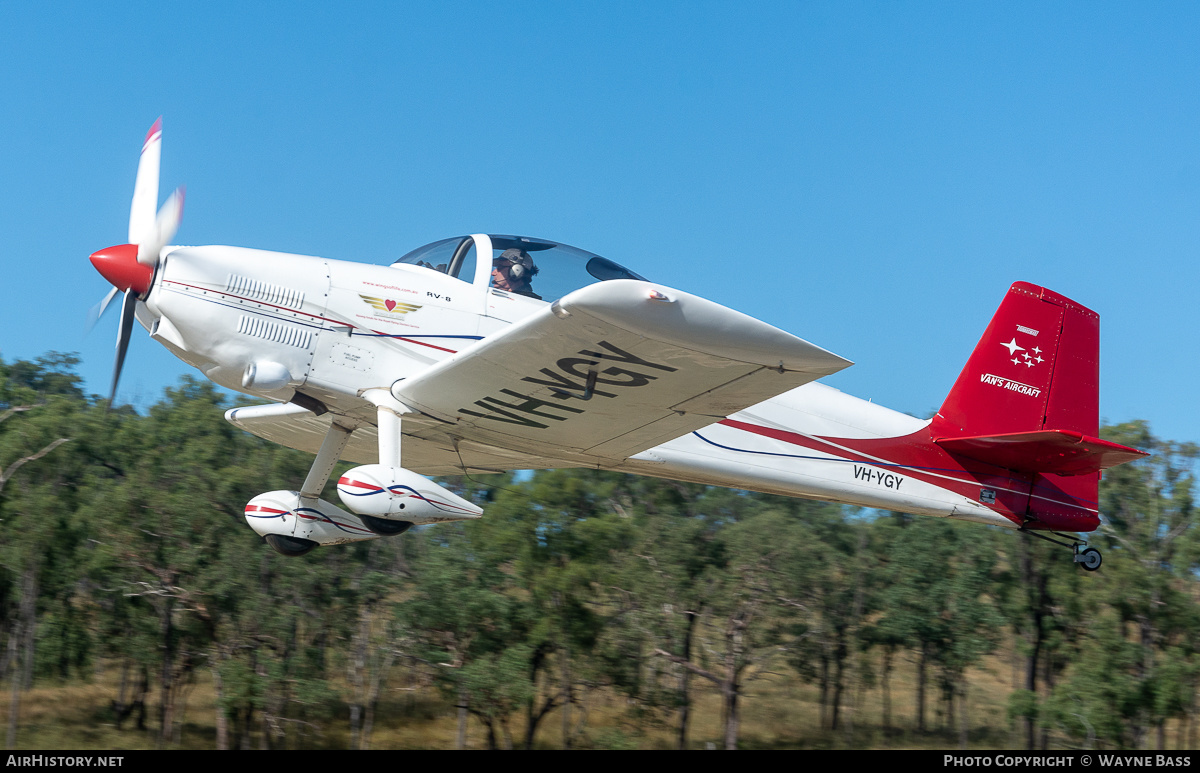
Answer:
932, 281, 1098, 439
930, 282, 1144, 531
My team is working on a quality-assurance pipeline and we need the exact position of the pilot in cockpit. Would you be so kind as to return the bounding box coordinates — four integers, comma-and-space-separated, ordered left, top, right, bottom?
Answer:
491, 248, 542, 300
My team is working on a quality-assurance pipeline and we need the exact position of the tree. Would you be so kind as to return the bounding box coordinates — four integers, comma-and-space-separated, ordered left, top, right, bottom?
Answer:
0, 355, 83, 749
1045, 422, 1200, 749
783, 506, 873, 737
870, 515, 1001, 739
614, 480, 728, 749
397, 508, 529, 749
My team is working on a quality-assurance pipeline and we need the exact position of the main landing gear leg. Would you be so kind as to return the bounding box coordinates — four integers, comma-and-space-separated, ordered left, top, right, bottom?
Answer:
1020, 527, 1103, 571
245, 417, 377, 556
300, 420, 356, 501
335, 389, 482, 526
364, 388, 407, 469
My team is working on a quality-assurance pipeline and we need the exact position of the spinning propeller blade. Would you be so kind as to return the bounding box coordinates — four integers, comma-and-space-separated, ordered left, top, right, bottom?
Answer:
137, 186, 185, 267
111, 291, 138, 403
88, 117, 185, 405
85, 286, 120, 333
129, 118, 161, 245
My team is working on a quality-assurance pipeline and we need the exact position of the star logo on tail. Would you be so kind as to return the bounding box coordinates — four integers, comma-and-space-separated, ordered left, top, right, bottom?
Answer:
1001, 338, 1025, 356
1002, 339, 1044, 368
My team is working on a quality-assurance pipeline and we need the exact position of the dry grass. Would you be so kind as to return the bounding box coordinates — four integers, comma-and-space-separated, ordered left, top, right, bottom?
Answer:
2, 648, 1033, 750
11, 639, 1196, 750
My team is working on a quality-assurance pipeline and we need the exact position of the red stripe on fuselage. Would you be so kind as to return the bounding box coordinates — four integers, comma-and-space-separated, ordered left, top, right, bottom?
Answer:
717, 419, 1097, 528
160, 280, 462, 353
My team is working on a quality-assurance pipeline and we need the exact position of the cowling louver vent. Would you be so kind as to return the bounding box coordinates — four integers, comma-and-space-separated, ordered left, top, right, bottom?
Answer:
227, 275, 305, 309
237, 316, 312, 349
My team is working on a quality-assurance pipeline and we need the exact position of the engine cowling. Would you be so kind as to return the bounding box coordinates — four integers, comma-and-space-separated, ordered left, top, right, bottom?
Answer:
335, 464, 483, 524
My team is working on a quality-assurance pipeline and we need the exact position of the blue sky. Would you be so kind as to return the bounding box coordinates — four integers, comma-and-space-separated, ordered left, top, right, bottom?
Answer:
2, 2, 1198, 444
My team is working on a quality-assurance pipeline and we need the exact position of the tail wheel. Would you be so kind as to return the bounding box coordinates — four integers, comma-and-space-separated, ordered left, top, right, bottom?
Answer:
1021, 529, 1103, 571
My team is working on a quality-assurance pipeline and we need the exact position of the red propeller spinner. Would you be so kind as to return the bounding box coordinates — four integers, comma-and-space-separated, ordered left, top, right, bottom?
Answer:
90, 244, 154, 296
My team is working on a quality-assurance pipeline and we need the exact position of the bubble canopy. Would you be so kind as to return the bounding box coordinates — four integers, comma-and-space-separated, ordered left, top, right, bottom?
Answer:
391, 234, 646, 303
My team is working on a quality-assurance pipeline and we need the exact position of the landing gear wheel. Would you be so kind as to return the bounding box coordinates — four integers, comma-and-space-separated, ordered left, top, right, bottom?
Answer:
358, 514, 415, 536
264, 534, 319, 557
1021, 528, 1103, 571
1078, 547, 1102, 571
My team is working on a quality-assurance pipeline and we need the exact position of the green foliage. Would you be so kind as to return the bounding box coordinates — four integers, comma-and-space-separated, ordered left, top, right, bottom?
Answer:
2, 352, 1199, 749
1008, 689, 1038, 723
1037, 423, 1200, 749
0, 353, 85, 405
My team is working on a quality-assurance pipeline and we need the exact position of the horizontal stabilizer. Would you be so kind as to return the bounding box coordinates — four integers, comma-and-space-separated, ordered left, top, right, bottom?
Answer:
935, 430, 1148, 475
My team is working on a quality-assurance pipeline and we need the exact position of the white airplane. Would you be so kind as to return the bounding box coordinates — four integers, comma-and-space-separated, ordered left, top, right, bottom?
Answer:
89, 120, 1147, 567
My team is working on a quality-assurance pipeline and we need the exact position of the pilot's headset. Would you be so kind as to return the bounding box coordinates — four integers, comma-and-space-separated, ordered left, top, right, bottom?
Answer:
498, 248, 537, 280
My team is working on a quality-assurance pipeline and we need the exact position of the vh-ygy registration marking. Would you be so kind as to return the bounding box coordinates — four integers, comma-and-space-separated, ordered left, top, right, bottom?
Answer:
853, 464, 904, 490
458, 340, 679, 429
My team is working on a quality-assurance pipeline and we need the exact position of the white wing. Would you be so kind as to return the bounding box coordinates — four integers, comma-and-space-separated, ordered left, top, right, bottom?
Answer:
393, 280, 852, 463
228, 280, 851, 471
